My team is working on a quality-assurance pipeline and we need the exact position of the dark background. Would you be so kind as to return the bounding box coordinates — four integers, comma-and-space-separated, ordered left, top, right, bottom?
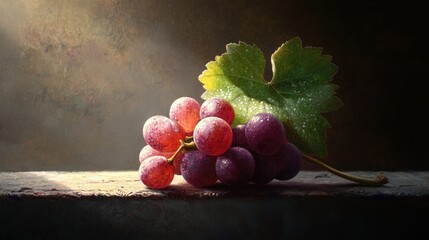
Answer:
0, 0, 427, 171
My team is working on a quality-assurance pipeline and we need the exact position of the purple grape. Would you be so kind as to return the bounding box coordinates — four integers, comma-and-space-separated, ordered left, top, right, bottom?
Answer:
216, 147, 255, 186
251, 153, 277, 185
193, 117, 232, 156
231, 124, 250, 149
275, 142, 302, 180
181, 150, 218, 187
200, 98, 235, 125
245, 113, 286, 156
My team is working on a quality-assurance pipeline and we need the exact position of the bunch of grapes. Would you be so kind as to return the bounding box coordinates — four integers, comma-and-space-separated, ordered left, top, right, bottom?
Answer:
139, 97, 302, 189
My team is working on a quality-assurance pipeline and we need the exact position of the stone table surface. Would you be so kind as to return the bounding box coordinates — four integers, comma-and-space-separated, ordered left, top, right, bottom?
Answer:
1, 171, 428, 240
1, 171, 428, 198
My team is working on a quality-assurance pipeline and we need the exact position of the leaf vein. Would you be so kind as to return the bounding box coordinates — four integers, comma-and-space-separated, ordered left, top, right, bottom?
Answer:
229, 45, 260, 77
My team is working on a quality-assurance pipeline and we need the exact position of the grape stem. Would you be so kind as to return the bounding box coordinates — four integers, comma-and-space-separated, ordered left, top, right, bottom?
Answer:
303, 154, 388, 186
166, 139, 196, 165
185, 136, 194, 142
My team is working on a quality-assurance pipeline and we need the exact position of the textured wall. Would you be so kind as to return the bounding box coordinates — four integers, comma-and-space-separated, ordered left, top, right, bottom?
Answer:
0, 0, 427, 171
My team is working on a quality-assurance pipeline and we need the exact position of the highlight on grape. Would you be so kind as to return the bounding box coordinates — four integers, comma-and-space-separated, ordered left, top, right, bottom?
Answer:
139, 96, 302, 189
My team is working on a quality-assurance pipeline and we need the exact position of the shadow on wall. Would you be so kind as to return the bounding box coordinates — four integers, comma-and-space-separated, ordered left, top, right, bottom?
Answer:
0, 0, 427, 171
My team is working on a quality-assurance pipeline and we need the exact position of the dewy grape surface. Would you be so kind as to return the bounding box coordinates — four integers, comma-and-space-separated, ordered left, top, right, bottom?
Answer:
139, 96, 309, 189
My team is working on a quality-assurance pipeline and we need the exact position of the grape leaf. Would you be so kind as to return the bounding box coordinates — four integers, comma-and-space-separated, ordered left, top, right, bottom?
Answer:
198, 37, 343, 156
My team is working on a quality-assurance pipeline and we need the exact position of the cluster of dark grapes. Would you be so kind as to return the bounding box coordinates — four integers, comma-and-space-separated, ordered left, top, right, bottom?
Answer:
139, 97, 302, 189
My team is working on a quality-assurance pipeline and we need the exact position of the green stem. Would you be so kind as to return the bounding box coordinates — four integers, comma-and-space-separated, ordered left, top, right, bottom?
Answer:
303, 154, 388, 186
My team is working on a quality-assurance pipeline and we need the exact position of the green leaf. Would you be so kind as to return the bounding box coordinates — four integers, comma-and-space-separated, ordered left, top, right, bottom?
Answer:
198, 37, 343, 156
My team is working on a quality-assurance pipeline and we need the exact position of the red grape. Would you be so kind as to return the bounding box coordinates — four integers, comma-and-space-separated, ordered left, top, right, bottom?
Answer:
139, 145, 173, 163
172, 150, 185, 175
193, 117, 232, 156
139, 156, 174, 189
169, 97, 201, 135
143, 115, 186, 152
200, 98, 235, 125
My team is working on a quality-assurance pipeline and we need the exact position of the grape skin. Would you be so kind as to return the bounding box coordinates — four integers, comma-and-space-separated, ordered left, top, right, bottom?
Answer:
139, 145, 183, 175
169, 97, 201, 135
216, 147, 255, 186
251, 154, 278, 185
181, 150, 218, 187
139, 98, 303, 189
139, 156, 174, 189
143, 115, 186, 152
193, 117, 232, 156
275, 142, 302, 180
139, 145, 173, 163
231, 124, 250, 149
200, 98, 235, 125
172, 150, 185, 175
245, 113, 286, 156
